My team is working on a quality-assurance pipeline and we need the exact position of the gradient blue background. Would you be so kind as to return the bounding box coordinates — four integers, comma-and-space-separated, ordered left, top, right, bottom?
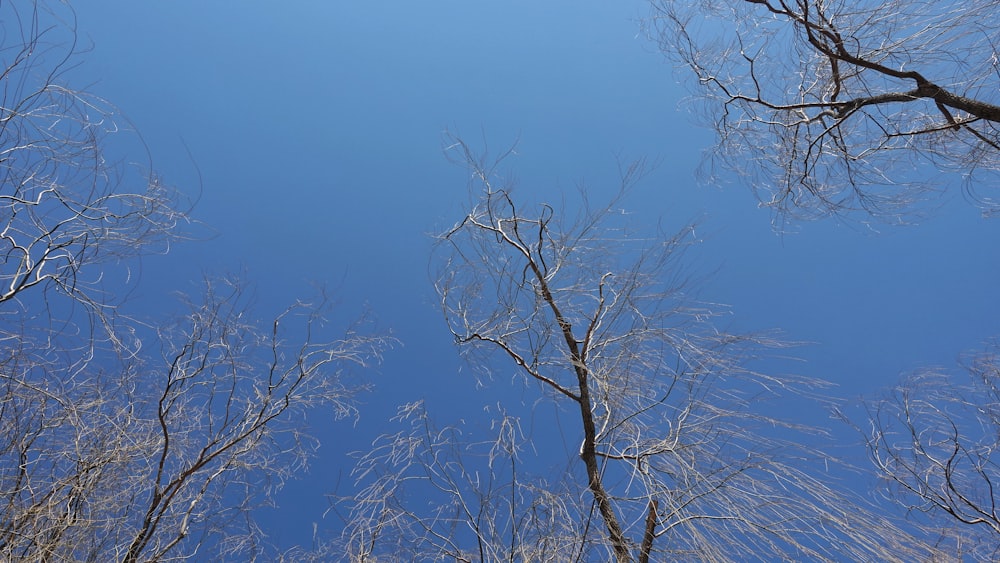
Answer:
67, 0, 1000, 552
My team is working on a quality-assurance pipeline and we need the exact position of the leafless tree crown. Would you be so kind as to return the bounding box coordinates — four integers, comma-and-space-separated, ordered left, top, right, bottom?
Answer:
0, 3, 389, 560
0, 276, 388, 562
0, 1, 187, 322
338, 138, 942, 561
863, 342, 1000, 559
651, 0, 1000, 220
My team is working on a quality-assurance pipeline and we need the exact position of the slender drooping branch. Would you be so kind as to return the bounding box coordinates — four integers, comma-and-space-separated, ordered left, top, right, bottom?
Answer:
652, 0, 1000, 219
446, 188, 633, 560
427, 137, 944, 561
862, 347, 1000, 557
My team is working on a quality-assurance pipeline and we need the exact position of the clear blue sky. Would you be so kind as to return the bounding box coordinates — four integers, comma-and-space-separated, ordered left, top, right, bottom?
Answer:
70, 0, 1000, 552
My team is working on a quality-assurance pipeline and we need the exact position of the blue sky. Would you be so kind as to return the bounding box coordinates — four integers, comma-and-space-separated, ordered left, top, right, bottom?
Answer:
68, 0, 1000, 553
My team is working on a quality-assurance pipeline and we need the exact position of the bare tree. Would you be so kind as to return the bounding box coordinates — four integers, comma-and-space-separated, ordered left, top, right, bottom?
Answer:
339, 138, 941, 561
862, 342, 1000, 560
0, 276, 387, 562
339, 401, 587, 562
0, 3, 390, 560
648, 0, 1000, 555
650, 0, 1000, 220
0, 0, 186, 322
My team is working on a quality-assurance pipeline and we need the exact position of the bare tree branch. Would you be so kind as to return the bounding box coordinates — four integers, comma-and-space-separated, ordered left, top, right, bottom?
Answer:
0, 4, 389, 560
0, 276, 387, 562
0, 1, 188, 328
650, 0, 1000, 221
340, 137, 943, 561
861, 341, 1000, 559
